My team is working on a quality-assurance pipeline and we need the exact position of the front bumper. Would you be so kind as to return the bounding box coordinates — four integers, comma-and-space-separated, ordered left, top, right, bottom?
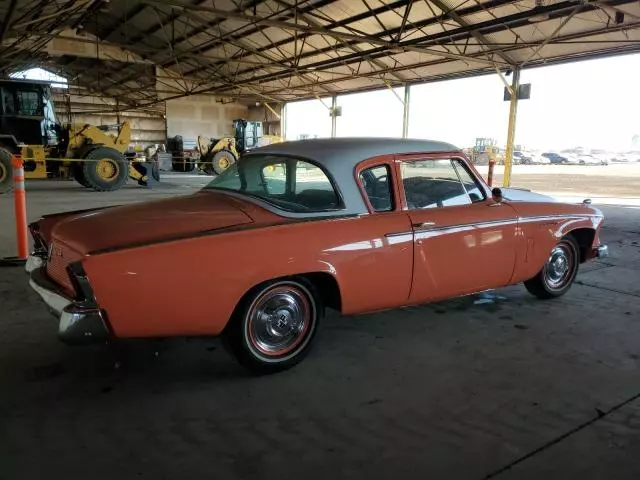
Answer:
28, 259, 109, 344
594, 244, 609, 258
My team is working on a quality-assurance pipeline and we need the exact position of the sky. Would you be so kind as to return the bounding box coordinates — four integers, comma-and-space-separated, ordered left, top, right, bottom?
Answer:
11, 67, 68, 89
285, 53, 640, 152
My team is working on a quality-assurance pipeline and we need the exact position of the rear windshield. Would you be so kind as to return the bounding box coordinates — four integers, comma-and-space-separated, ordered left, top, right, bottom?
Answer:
204, 154, 342, 213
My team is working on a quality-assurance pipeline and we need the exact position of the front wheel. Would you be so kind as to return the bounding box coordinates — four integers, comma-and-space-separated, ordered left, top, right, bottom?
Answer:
211, 150, 237, 175
224, 278, 322, 374
82, 147, 128, 191
524, 236, 579, 299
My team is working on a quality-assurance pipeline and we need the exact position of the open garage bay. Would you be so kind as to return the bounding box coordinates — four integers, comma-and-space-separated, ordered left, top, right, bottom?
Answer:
1, 177, 639, 479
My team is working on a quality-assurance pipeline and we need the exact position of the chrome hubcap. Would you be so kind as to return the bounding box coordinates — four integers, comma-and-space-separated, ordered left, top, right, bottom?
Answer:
545, 244, 573, 289
248, 286, 311, 356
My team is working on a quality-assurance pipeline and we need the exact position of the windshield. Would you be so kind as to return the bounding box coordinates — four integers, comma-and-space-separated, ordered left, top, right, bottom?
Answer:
204, 154, 342, 213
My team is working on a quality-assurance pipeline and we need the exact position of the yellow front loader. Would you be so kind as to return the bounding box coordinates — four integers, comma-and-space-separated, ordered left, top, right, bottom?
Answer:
0, 79, 155, 193
197, 135, 239, 175
469, 137, 504, 166
195, 119, 282, 175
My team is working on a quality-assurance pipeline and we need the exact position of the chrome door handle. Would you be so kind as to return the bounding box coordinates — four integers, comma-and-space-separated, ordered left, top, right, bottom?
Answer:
412, 221, 436, 228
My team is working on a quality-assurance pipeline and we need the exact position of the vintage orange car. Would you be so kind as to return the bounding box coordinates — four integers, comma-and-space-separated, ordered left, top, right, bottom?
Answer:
27, 138, 608, 373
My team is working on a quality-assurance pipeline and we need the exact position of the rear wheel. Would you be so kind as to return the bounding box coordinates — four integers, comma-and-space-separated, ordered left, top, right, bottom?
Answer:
72, 163, 90, 188
0, 147, 12, 194
224, 278, 322, 374
211, 150, 236, 175
524, 236, 579, 299
82, 147, 128, 191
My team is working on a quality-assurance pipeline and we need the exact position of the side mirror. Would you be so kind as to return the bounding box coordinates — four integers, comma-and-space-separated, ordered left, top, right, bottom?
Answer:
491, 187, 503, 203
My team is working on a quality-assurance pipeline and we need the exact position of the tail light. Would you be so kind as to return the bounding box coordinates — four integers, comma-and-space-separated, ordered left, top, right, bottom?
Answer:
28, 221, 48, 258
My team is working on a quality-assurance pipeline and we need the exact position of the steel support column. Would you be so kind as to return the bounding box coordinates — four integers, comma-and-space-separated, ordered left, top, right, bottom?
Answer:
331, 95, 337, 138
402, 84, 410, 138
503, 67, 520, 188
281, 103, 287, 140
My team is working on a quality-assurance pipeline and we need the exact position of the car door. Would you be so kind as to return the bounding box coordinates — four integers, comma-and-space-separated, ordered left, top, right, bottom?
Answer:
340, 156, 414, 313
395, 154, 518, 304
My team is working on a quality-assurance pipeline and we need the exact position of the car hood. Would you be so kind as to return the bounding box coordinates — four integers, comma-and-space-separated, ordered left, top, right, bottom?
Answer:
502, 188, 556, 202
50, 192, 254, 253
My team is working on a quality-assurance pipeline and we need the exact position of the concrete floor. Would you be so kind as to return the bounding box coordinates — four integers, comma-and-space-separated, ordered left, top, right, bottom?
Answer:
1, 172, 639, 479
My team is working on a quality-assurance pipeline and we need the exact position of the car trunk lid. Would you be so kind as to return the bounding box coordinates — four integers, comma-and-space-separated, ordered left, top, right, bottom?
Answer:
50, 192, 254, 254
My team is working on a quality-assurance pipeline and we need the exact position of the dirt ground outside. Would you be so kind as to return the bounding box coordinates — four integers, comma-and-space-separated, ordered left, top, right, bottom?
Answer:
475, 163, 640, 199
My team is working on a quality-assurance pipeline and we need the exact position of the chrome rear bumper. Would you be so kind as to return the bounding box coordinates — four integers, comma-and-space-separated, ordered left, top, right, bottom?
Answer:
28, 262, 109, 344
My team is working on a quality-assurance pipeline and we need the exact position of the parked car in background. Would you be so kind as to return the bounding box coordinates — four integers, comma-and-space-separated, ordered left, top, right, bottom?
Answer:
590, 150, 612, 165
610, 153, 632, 163
522, 152, 550, 165
541, 152, 569, 164
570, 154, 605, 166
532, 153, 551, 165
25, 138, 609, 374
513, 151, 533, 164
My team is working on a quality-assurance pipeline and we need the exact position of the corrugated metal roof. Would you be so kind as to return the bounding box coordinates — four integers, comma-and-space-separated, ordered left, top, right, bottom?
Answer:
2, 0, 640, 106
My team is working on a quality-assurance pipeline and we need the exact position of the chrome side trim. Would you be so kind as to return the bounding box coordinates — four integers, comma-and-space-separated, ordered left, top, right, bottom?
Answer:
385, 231, 413, 238
415, 214, 597, 234
517, 214, 601, 223
413, 219, 517, 240
390, 214, 599, 243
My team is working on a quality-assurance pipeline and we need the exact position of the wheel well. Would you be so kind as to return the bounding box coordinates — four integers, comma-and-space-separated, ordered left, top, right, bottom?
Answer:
300, 272, 342, 312
222, 272, 342, 336
568, 228, 596, 262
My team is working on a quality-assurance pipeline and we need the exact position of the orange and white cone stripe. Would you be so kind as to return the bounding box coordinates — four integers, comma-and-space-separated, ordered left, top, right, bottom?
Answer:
11, 155, 29, 260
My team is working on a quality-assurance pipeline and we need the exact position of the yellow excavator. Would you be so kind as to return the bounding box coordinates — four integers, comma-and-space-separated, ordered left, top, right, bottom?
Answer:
0, 79, 155, 193
196, 119, 282, 175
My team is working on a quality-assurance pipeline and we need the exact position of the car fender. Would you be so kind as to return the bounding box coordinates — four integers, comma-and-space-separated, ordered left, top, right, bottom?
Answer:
82, 214, 414, 338
507, 202, 603, 283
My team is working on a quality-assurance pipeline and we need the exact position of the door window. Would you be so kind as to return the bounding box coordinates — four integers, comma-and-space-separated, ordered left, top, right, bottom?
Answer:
262, 162, 287, 194
401, 159, 472, 209
452, 160, 486, 203
17, 90, 41, 115
359, 165, 393, 212
1, 89, 15, 114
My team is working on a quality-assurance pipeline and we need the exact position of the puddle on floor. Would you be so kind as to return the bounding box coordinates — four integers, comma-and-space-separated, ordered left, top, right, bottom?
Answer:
473, 291, 508, 305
